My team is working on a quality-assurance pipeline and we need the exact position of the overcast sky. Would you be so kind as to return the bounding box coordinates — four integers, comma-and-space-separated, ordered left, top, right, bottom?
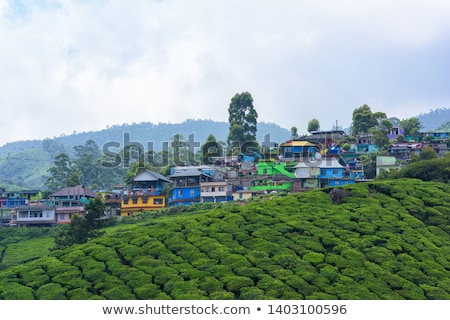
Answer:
1, 0, 449, 146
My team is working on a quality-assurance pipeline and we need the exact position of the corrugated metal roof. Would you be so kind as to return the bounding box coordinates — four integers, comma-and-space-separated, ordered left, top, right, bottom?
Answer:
50, 185, 96, 198
133, 170, 171, 183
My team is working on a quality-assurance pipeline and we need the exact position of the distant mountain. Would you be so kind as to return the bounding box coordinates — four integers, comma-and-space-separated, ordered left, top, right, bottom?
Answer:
416, 108, 450, 131
0, 120, 291, 190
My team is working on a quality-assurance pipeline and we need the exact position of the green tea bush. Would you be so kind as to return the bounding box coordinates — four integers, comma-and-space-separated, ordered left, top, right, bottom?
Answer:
238, 287, 266, 299
0, 282, 35, 299
222, 275, 254, 293
36, 282, 67, 299
133, 283, 163, 299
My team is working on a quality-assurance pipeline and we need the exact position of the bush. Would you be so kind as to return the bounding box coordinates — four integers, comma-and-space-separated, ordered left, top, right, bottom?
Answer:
0, 282, 35, 299
36, 283, 67, 299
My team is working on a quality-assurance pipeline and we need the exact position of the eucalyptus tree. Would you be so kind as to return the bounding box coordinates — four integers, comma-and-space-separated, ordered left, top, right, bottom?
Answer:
227, 92, 258, 154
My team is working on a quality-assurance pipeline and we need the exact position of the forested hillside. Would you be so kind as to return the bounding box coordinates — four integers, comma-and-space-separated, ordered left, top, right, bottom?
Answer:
0, 120, 290, 190
0, 179, 449, 300
417, 108, 450, 131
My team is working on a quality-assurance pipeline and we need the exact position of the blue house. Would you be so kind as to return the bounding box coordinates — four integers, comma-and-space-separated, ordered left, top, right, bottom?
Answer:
167, 167, 213, 207
355, 134, 379, 153
318, 157, 356, 187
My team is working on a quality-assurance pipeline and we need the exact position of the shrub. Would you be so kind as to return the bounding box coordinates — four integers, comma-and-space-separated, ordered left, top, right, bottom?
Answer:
222, 275, 254, 293
0, 282, 35, 299
36, 283, 67, 299
420, 284, 450, 300
134, 283, 163, 299
102, 285, 135, 299
302, 252, 325, 265
239, 287, 266, 300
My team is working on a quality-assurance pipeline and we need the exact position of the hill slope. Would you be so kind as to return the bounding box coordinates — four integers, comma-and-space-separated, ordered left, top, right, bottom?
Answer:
0, 179, 449, 300
0, 120, 291, 189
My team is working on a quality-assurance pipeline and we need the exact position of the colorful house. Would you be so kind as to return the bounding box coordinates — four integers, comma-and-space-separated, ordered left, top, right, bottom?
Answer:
121, 170, 170, 216
279, 140, 319, 162
355, 134, 379, 153
389, 142, 422, 160
376, 156, 402, 176
248, 160, 295, 193
295, 157, 356, 188
49, 185, 96, 224
200, 181, 233, 203
167, 167, 213, 206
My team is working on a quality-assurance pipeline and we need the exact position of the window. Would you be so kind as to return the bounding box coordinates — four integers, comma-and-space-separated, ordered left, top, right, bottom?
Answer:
219, 186, 225, 192
190, 190, 195, 197
123, 198, 129, 204
178, 190, 183, 196
321, 169, 326, 176
153, 198, 163, 205
142, 197, 148, 204
132, 198, 138, 204
211, 187, 215, 192
333, 169, 339, 174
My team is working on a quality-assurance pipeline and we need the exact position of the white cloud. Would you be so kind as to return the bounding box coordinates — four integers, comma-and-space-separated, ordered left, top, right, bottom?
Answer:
1, 0, 450, 145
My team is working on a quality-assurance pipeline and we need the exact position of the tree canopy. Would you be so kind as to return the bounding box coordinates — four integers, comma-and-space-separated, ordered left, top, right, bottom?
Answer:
307, 119, 320, 133
227, 92, 258, 154
351, 104, 378, 135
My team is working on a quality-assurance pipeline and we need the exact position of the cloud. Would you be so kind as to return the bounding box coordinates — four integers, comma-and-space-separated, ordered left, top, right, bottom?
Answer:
1, 0, 450, 146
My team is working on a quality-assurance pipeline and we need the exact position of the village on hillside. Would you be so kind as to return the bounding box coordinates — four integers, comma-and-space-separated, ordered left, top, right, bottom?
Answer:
1, 123, 448, 228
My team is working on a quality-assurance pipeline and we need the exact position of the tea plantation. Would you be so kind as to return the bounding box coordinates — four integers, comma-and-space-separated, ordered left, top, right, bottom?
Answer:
0, 179, 449, 300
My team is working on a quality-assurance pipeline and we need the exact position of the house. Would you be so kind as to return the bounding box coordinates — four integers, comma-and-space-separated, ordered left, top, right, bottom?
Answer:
297, 130, 347, 148
232, 189, 265, 201
121, 170, 170, 216
279, 140, 319, 162
388, 125, 405, 140
293, 160, 321, 191
248, 160, 295, 193
293, 157, 350, 189
200, 181, 233, 203
355, 134, 379, 153
0, 189, 28, 208
376, 156, 402, 176
317, 157, 356, 187
49, 185, 96, 224
11, 205, 56, 227
167, 167, 213, 206
389, 142, 422, 160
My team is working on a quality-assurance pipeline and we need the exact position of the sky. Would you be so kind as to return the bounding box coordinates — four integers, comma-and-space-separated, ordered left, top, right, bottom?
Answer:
1, 0, 450, 146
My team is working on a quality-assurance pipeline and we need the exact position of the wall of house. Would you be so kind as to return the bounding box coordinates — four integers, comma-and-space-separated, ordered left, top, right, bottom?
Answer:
121, 195, 166, 216
168, 187, 201, 206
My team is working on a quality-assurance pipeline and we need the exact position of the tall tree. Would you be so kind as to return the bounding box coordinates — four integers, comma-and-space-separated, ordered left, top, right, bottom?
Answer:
290, 126, 299, 139
351, 104, 378, 135
72, 140, 102, 188
227, 92, 258, 154
201, 134, 224, 165
45, 153, 76, 191
307, 119, 320, 133
400, 117, 423, 138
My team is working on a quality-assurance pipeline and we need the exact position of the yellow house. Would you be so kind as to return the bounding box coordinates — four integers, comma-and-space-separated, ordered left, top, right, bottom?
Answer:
121, 193, 166, 216
120, 169, 171, 216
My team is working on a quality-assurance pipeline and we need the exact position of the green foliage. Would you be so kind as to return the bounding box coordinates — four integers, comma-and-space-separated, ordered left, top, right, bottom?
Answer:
307, 118, 320, 133
0, 179, 450, 300
53, 197, 106, 250
227, 92, 258, 153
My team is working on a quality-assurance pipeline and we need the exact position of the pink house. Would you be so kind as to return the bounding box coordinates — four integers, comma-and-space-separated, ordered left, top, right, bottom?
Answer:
49, 185, 96, 224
